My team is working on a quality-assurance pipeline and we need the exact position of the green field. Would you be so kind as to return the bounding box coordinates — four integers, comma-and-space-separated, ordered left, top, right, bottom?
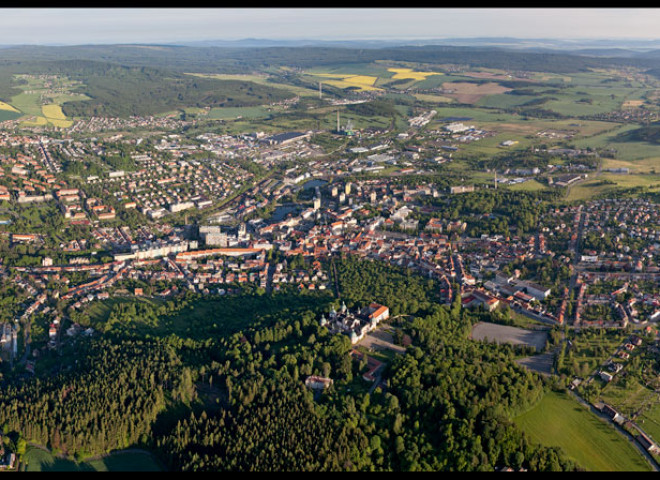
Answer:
566, 173, 660, 202
638, 402, 660, 448
207, 105, 274, 120
514, 390, 652, 471
23, 447, 162, 472
507, 179, 549, 192
186, 72, 319, 97
571, 123, 660, 166
0, 109, 22, 122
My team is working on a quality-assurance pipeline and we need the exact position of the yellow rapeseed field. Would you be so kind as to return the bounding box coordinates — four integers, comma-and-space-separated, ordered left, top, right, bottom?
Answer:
388, 68, 443, 80
42, 104, 67, 120
0, 101, 19, 112
41, 104, 73, 128
48, 118, 73, 128
309, 73, 381, 91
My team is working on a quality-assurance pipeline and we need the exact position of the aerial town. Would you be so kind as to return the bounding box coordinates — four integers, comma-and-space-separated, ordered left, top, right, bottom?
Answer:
1, 10, 660, 472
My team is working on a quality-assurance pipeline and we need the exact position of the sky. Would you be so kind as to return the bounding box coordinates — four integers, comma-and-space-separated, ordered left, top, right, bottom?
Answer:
1, 8, 660, 45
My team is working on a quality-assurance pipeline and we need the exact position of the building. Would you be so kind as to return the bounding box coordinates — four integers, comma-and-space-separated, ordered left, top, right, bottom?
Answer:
304, 375, 333, 390
520, 281, 551, 300
601, 404, 625, 425
262, 131, 311, 145
444, 122, 473, 134
450, 185, 475, 194
462, 290, 500, 312
320, 301, 389, 345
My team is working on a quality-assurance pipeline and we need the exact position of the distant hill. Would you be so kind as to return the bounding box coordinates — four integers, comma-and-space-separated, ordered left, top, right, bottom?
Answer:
0, 57, 295, 117
613, 123, 660, 144
1, 43, 659, 75
53, 61, 294, 118
3, 43, 660, 117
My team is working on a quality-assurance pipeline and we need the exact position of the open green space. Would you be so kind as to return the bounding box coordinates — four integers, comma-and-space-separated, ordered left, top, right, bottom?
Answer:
207, 105, 274, 120
0, 109, 22, 122
571, 123, 660, 166
23, 447, 162, 472
514, 390, 652, 471
507, 179, 550, 192
186, 72, 318, 98
6, 75, 86, 127
566, 173, 660, 202
638, 402, 660, 448
600, 376, 658, 420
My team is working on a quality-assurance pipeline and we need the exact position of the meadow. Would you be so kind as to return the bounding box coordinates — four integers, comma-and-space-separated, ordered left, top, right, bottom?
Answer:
23, 447, 162, 472
207, 105, 274, 120
0, 109, 21, 122
566, 173, 660, 203
514, 390, 652, 471
507, 179, 549, 192
186, 72, 318, 97
42, 104, 73, 128
638, 402, 660, 449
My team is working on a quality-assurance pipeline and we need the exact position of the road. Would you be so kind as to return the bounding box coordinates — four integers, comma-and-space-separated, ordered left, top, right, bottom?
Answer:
331, 256, 341, 299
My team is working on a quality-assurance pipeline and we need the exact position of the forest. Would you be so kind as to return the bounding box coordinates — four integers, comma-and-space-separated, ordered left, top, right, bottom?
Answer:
1, 258, 582, 471
0, 59, 294, 116
0, 43, 655, 75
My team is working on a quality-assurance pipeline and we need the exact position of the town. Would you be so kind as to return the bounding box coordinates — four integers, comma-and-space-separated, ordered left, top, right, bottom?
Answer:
0, 20, 660, 472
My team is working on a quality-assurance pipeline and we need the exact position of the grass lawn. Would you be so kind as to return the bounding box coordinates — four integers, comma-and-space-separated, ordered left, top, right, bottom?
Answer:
514, 390, 652, 471
601, 157, 660, 174
507, 179, 550, 192
413, 93, 455, 104
566, 173, 660, 202
23, 447, 162, 472
207, 106, 273, 120
638, 401, 660, 447
0, 110, 22, 122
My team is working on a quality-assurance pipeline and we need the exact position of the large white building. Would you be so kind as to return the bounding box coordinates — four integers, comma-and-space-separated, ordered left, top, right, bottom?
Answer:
444, 122, 474, 134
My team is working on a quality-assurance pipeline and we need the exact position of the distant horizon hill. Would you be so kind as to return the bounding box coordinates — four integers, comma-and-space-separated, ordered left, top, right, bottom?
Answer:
4, 36, 660, 53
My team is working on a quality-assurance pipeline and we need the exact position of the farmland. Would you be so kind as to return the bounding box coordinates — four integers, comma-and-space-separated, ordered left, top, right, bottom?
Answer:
443, 81, 512, 103
387, 67, 443, 81
1, 74, 84, 128
1, 41, 660, 473
307, 73, 381, 92
0, 100, 19, 112
185, 72, 319, 97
